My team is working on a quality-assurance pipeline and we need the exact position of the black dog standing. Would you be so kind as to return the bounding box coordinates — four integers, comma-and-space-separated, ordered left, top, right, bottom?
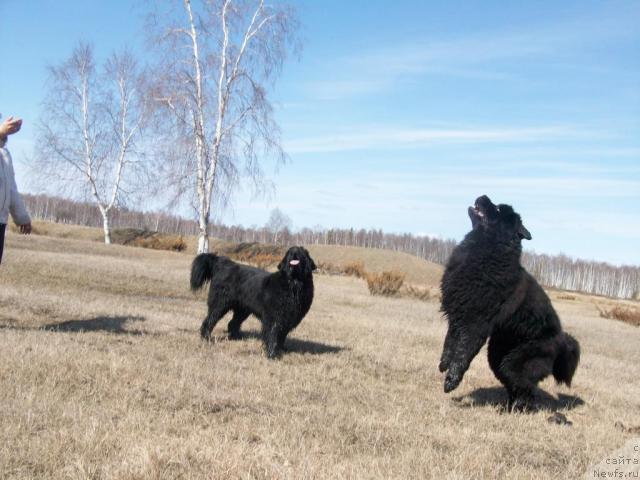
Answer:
190, 246, 316, 358
439, 195, 580, 411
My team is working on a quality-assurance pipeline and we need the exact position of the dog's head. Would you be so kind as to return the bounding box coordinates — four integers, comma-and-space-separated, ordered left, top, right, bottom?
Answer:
278, 246, 317, 278
468, 195, 532, 244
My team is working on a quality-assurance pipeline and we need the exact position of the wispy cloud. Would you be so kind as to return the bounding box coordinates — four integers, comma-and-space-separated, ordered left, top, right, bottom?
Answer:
307, 9, 639, 100
285, 125, 589, 153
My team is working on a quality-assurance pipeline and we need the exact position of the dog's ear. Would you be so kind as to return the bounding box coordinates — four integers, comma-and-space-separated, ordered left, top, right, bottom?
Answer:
277, 256, 286, 271
302, 248, 316, 271
518, 224, 532, 240
278, 249, 295, 274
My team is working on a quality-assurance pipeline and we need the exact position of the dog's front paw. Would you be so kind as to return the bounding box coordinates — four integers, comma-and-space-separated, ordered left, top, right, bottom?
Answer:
200, 324, 212, 341
266, 346, 283, 360
438, 359, 449, 373
444, 371, 463, 393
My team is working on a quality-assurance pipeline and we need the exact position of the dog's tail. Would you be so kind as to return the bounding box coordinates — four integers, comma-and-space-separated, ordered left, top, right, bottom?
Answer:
190, 253, 218, 291
553, 332, 580, 387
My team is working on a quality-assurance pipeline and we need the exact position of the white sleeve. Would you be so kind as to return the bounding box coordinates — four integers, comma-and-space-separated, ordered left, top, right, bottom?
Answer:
5, 149, 31, 225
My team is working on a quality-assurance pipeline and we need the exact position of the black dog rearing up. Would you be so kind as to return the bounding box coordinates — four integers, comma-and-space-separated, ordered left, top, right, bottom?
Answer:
190, 246, 316, 358
439, 195, 580, 410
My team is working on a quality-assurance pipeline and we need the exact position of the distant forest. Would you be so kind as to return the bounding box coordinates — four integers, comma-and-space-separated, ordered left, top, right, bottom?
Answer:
21, 193, 640, 300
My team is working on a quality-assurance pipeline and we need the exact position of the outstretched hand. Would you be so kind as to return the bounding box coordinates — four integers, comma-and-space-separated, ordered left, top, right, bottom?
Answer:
0, 116, 23, 138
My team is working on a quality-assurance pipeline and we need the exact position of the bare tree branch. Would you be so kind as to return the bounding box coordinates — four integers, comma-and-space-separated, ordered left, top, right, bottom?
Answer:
32, 43, 151, 244
147, 0, 299, 253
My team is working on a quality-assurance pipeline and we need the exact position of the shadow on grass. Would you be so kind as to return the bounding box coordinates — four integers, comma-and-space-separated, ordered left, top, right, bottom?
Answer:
209, 329, 346, 355
453, 386, 585, 412
284, 336, 345, 355
42, 315, 147, 335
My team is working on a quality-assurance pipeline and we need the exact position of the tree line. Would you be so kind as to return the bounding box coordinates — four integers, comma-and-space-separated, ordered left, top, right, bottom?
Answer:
22, 193, 639, 300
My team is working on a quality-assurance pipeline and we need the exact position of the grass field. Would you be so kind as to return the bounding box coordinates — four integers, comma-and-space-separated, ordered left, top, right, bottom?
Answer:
1, 230, 639, 479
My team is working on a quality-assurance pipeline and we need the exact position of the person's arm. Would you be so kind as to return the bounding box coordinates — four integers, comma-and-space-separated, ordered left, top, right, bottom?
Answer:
3, 148, 32, 234
9, 188, 32, 234
0, 116, 31, 233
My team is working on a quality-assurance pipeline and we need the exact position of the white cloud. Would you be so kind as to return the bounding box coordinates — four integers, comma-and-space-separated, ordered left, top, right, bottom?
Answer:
306, 9, 639, 100
285, 125, 587, 153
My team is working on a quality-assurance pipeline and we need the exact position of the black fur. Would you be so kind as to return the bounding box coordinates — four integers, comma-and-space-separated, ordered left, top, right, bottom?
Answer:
439, 195, 580, 411
190, 246, 316, 359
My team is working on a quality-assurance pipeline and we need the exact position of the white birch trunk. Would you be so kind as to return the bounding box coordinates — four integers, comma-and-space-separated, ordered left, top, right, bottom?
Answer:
100, 207, 112, 245
197, 229, 209, 253
185, 0, 213, 254
197, 194, 209, 253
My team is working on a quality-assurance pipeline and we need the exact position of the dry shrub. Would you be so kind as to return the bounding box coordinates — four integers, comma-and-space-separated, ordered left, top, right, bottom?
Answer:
598, 306, 640, 327
150, 235, 186, 252
112, 228, 186, 252
343, 261, 366, 278
315, 261, 344, 276
402, 284, 432, 302
557, 294, 576, 301
219, 242, 285, 265
249, 253, 280, 269
315, 261, 367, 278
129, 234, 187, 252
366, 271, 405, 297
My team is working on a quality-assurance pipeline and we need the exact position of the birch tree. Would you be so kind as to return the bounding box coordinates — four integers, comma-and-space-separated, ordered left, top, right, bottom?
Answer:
148, 0, 298, 253
265, 207, 291, 245
34, 43, 150, 244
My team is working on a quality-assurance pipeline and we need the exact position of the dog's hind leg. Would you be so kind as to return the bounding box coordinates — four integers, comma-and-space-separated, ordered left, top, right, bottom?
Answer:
227, 309, 250, 340
444, 321, 490, 393
200, 302, 231, 341
494, 340, 555, 412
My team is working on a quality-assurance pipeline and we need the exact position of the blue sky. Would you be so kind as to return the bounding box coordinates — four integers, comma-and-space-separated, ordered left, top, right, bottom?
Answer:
1, 1, 639, 265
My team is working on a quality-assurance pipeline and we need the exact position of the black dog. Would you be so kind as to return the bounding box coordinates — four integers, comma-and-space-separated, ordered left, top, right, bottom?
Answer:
439, 195, 580, 411
190, 246, 316, 358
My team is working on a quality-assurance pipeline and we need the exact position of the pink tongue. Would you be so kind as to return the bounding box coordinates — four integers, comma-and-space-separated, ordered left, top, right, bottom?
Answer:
289, 260, 300, 266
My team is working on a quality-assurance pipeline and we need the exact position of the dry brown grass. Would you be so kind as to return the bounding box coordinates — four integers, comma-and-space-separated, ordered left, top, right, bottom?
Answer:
247, 253, 278, 269
1, 231, 639, 479
306, 244, 443, 286
597, 305, 640, 327
365, 271, 406, 297
112, 228, 187, 252
556, 294, 577, 301
8, 220, 105, 241
343, 261, 366, 279
314, 260, 345, 276
16, 221, 443, 283
206, 241, 284, 269
401, 284, 434, 302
